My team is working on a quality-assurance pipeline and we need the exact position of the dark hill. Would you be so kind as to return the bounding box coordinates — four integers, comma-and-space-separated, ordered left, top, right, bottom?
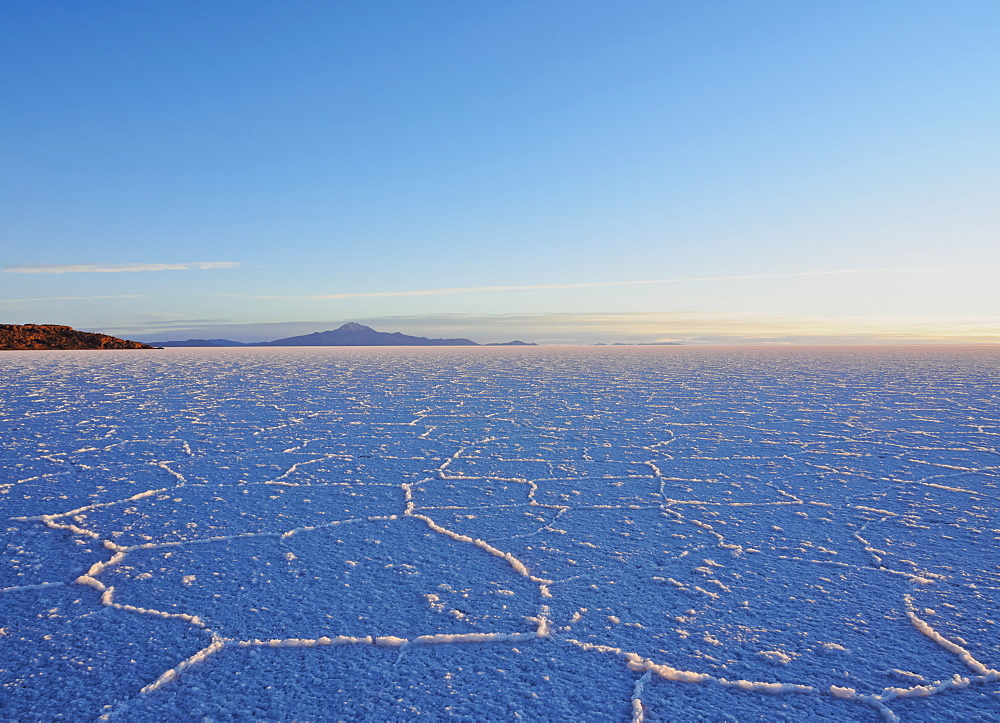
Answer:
0, 324, 155, 350
257, 322, 479, 347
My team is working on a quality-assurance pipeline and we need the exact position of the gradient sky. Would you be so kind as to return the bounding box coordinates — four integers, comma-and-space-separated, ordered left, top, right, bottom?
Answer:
2, 1, 998, 344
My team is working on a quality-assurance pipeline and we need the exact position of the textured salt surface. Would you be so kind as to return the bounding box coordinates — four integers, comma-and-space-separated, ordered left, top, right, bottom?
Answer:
1, 346, 998, 720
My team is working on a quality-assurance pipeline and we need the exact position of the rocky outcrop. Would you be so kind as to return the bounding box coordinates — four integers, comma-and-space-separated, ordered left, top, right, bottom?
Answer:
0, 324, 155, 350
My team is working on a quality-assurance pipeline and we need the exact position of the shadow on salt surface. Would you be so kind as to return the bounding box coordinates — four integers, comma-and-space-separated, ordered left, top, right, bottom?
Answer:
59, 440, 195, 466
430, 508, 676, 581
889, 675, 1000, 720
276, 455, 441, 485
652, 457, 803, 481
907, 585, 1000, 679
659, 479, 794, 506
155, 455, 287, 485
653, 458, 818, 507
125, 639, 635, 721
897, 474, 999, 523
635, 674, 868, 721
104, 518, 537, 641
901, 448, 1000, 471
795, 448, 999, 483
0, 587, 207, 720
534, 477, 661, 506
1, 465, 179, 518
299, 435, 455, 461
769, 470, 891, 508
850, 480, 1000, 579
1, 521, 102, 589
163, 450, 444, 486
546, 460, 657, 478
459, 435, 589, 461
558, 550, 972, 695
0, 455, 69, 482
78, 483, 402, 546
414, 477, 531, 508
648, 432, 806, 459
668, 504, 875, 569
443, 457, 555, 480
864, 514, 999, 584
902, 449, 1000, 480
428, 507, 563, 540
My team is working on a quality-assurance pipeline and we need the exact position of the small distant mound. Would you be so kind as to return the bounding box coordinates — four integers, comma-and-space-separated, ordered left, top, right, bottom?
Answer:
0, 324, 155, 350
485, 340, 537, 346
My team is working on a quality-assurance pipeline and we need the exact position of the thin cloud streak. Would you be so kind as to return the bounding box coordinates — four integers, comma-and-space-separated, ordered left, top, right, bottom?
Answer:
218, 264, 996, 301
3, 262, 241, 274
0, 294, 144, 305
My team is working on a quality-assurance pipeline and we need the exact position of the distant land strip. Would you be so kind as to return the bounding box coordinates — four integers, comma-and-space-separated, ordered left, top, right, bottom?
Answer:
0, 322, 540, 349
2, 321, 689, 349
148, 322, 537, 347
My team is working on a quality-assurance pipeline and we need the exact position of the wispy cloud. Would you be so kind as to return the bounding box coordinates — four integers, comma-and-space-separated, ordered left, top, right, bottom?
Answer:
219, 264, 995, 301
3, 261, 240, 274
0, 294, 144, 306
130, 318, 234, 326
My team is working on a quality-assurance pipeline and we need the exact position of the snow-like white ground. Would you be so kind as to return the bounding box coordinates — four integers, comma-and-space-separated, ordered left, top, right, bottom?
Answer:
1, 346, 998, 721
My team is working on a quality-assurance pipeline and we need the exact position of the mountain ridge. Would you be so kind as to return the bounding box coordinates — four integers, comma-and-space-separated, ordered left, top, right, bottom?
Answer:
148, 322, 537, 347
256, 322, 479, 347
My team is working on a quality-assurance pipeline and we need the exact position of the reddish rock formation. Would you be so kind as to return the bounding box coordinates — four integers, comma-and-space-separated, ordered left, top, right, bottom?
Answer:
0, 324, 155, 350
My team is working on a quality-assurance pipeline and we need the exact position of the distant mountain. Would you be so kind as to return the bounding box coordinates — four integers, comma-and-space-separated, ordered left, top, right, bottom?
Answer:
258, 322, 479, 347
148, 338, 248, 347
0, 324, 155, 350
147, 322, 537, 347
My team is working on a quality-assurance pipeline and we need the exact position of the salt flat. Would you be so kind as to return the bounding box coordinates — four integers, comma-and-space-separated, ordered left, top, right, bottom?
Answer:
1, 346, 998, 721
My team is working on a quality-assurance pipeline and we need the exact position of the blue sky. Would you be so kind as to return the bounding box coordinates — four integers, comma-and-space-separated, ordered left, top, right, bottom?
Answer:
2, 1, 998, 343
